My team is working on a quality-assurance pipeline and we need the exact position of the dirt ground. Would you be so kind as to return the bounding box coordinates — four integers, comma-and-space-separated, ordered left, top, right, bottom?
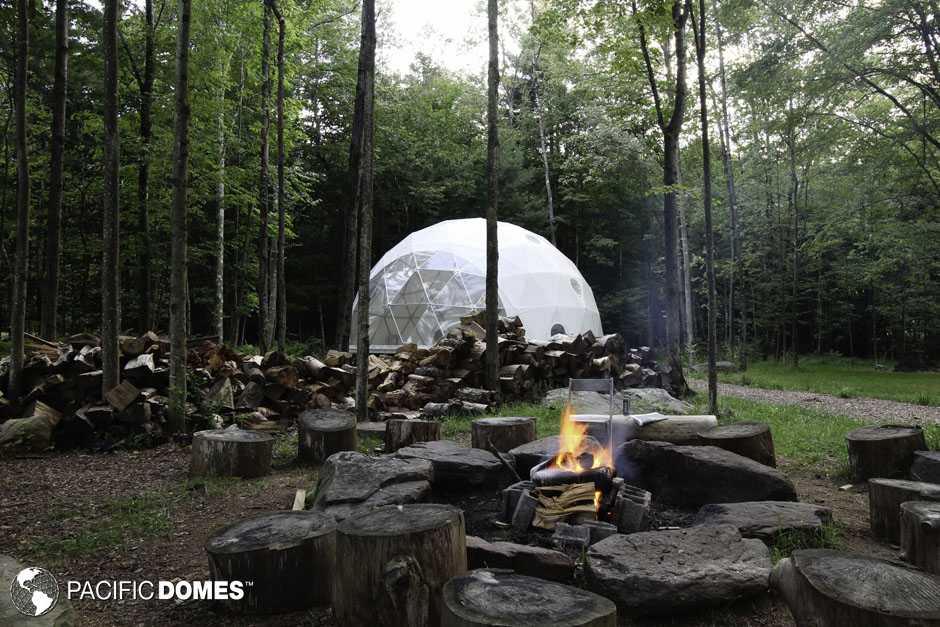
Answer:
0, 439, 898, 627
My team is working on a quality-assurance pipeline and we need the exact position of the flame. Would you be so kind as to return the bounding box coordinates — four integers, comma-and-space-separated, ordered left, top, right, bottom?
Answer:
553, 403, 613, 472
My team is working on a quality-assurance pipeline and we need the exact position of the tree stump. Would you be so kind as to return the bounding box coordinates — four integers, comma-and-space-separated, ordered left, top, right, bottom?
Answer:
384, 418, 441, 453
900, 501, 940, 574
471, 417, 536, 453
771, 549, 940, 626
190, 429, 273, 478
634, 415, 718, 444
441, 570, 617, 627
697, 422, 776, 467
846, 425, 926, 482
869, 478, 940, 542
333, 503, 467, 627
912, 451, 940, 484
205, 511, 336, 614
298, 408, 357, 464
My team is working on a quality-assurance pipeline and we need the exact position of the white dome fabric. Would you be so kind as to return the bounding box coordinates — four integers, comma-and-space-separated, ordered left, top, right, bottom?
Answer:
351, 218, 603, 351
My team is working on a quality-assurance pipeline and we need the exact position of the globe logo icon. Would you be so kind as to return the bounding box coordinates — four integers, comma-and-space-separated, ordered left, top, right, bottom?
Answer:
10, 567, 58, 617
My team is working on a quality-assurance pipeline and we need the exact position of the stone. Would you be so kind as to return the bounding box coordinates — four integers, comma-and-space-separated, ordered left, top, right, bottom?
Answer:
1, 554, 76, 626
465, 536, 575, 582
622, 387, 692, 415
694, 501, 833, 543
509, 435, 602, 479
618, 439, 797, 507
395, 440, 505, 487
311, 451, 433, 521
582, 521, 617, 545
501, 480, 534, 522
585, 525, 771, 615
553, 522, 592, 555
912, 451, 940, 484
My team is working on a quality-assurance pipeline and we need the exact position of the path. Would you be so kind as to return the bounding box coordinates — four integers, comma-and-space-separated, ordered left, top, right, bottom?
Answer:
689, 380, 940, 426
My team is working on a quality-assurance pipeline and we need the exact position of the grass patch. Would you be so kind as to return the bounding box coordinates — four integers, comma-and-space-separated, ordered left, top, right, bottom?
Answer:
696, 356, 940, 406
272, 432, 299, 465
30, 493, 172, 560
770, 522, 841, 563
441, 402, 562, 440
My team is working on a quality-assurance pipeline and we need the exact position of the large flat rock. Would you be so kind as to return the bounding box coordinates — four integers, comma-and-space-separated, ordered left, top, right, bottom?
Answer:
694, 501, 833, 542
585, 525, 771, 615
311, 451, 432, 521
394, 440, 505, 487
509, 435, 602, 478
466, 535, 574, 582
618, 439, 797, 507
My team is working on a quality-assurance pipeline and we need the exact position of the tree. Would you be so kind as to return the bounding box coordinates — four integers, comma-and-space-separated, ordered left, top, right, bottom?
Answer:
168, 0, 192, 432
633, 0, 691, 360
101, 0, 122, 397
690, 0, 717, 413
485, 0, 500, 396
41, 0, 68, 340
258, 3, 273, 353
352, 0, 376, 421
9, 0, 30, 400
272, 0, 287, 352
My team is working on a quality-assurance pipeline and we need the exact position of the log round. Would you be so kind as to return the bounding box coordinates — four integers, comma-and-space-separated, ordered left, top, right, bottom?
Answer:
900, 501, 940, 574
333, 503, 467, 627
471, 417, 536, 453
205, 511, 336, 614
845, 425, 926, 482
384, 418, 441, 453
298, 408, 357, 465
697, 421, 776, 467
912, 451, 940, 484
869, 478, 940, 543
771, 549, 940, 626
190, 429, 273, 478
441, 569, 617, 627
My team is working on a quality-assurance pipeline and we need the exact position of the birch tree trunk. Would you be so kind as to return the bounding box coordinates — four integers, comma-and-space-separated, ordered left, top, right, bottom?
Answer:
353, 0, 376, 421
41, 0, 68, 340
485, 0, 501, 398
101, 0, 121, 398
10, 0, 29, 400
258, 4, 272, 353
678, 191, 694, 360
168, 0, 192, 433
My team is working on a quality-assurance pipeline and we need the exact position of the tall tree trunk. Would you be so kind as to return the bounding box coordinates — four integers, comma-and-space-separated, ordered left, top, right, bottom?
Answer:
485, 0, 501, 398
138, 0, 155, 332
691, 0, 717, 414
168, 0, 192, 432
678, 190, 694, 360
101, 0, 121, 397
715, 13, 738, 351
275, 6, 287, 352
214, 65, 226, 344
258, 4, 272, 353
353, 0, 376, 421
786, 97, 799, 366
41, 0, 68, 340
10, 0, 29, 400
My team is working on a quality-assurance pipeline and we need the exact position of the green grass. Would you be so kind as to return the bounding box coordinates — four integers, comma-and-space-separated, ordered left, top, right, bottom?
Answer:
698, 356, 940, 406
769, 522, 841, 563
30, 492, 172, 559
441, 402, 562, 440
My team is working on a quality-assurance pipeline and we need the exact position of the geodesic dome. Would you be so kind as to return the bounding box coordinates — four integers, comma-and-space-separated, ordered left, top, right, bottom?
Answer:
350, 218, 603, 351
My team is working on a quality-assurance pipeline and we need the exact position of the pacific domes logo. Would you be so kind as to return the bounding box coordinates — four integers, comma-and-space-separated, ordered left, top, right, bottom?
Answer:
10, 567, 59, 617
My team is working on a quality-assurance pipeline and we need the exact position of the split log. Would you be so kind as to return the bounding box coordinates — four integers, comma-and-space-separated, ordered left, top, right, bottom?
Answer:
698, 421, 776, 467
190, 428, 273, 478
470, 417, 535, 453
846, 425, 926, 482
205, 511, 336, 614
869, 478, 940, 542
298, 409, 357, 465
333, 504, 467, 627
385, 418, 441, 453
771, 549, 940, 626
441, 570, 617, 627
900, 501, 940, 574
912, 451, 940, 484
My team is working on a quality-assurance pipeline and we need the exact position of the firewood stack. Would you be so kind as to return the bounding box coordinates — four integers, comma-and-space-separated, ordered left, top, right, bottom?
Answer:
0, 315, 680, 454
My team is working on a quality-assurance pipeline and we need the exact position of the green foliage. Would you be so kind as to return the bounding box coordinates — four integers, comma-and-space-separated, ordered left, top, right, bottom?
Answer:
770, 523, 841, 563
442, 403, 562, 440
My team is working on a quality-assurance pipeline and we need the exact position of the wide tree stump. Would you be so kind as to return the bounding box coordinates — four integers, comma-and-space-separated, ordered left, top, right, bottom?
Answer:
634, 415, 718, 444
900, 501, 940, 574
205, 511, 336, 614
846, 425, 926, 482
441, 570, 616, 627
298, 409, 357, 465
190, 429, 273, 478
471, 417, 536, 453
912, 451, 940, 484
771, 549, 940, 626
385, 418, 441, 453
869, 478, 940, 542
698, 422, 776, 467
333, 503, 467, 627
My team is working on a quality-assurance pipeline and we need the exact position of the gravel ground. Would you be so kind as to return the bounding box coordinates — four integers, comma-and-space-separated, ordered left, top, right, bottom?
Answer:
690, 380, 940, 425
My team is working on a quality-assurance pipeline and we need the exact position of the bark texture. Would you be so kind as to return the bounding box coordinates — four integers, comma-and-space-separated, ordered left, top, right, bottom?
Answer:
10, 0, 30, 400
101, 0, 121, 398
485, 0, 501, 397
